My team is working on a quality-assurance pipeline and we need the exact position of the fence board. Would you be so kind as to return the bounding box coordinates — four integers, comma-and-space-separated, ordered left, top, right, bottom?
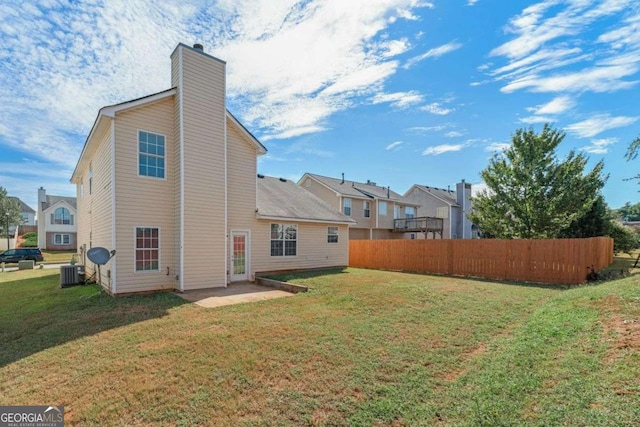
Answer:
349, 237, 614, 285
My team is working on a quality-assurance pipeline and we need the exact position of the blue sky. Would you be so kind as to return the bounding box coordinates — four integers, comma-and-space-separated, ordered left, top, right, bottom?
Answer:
1, 0, 639, 211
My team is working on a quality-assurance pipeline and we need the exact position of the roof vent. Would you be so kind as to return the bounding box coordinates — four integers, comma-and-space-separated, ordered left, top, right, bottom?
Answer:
193, 43, 204, 52
257, 174, 265, 179
279, 178, 287, 182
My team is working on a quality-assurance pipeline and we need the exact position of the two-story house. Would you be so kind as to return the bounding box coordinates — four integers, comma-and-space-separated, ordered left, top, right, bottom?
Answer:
298, 173, 423, 240
7, 196, 35, 234
403, 180, 476, 239
36, 187, 77, 250
70, 43, 353, 295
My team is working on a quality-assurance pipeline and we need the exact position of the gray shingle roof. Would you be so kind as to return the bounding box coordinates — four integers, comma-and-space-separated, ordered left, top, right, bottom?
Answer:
414, 185, 459, 207
8, 197, 35, 214
302, 173, 418, 206
42, 195, 77, 211
257, 176, 355, 224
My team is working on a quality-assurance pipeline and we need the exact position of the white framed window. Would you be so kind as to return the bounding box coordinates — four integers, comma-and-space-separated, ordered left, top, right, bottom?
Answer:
406, 206, 416, 219
327, 226, 339, 243
54, 234, 70, 245
138, 130, 165, 179
394, 205, 399, 219
52, 207, 73, 225
343, 198, 352, 216
379, 201, 388, 216
135, 227, 160, 271
436, 206, 449, 218
363, 201, 370, 218
270, 224, 297, 256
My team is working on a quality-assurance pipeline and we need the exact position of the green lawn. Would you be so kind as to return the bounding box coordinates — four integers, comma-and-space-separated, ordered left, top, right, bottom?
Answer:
41, 250, 77, 264
1, 267, 638, 426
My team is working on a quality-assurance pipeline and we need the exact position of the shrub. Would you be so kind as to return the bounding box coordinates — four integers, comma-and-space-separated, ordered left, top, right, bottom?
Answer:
22, 232, 37, 239
608, 222, 640, 254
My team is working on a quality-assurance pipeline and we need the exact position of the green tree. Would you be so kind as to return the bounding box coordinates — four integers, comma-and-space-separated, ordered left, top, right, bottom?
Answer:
559, 194, 610, 238
625, 136, 640, 185
470, 124, 607, 239
614, 201, 640, 222
0, 187, 22, 237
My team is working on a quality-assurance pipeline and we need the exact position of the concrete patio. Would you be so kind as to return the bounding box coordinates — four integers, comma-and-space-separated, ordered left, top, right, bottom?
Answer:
175, 283, 294, 308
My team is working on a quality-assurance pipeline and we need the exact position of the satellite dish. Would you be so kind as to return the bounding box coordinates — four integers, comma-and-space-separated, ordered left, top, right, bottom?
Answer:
87, 247, 115, 265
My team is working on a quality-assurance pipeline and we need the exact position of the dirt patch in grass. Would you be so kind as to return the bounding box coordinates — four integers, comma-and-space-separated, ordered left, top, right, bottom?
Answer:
596, 295, 640, 361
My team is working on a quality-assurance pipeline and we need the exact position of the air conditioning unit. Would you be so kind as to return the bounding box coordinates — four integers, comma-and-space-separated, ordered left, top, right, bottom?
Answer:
60, 265, 79, 288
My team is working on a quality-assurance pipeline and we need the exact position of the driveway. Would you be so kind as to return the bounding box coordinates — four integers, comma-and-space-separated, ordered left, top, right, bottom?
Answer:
176, 283, 294, 308
1, 263, 68, 272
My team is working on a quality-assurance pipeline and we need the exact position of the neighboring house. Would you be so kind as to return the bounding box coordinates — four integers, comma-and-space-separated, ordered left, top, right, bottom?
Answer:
7, 196, 35, 233
70, 42, 353, 295
403, 180, 476, 239
36, 187, 77, 250
298, 173, 423, 240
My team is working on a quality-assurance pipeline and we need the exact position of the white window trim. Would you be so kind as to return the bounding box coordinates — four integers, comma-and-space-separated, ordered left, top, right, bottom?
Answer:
230, 229, 251, 281
363, 201, 370, 218
53, 207, 72, 225
134, 226, 161, 273
343, 198, 352, 216
53, 233, 71, 245
137, 129, 167, 181
270, 223, 298, 257
379, 200, 388, 216
327, 226, 339, 243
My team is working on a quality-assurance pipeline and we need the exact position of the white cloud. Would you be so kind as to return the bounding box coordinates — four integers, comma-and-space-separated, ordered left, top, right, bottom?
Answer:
445, 131, 463, 138
385, 141, 403, 151
519, 115, 555, 124
420, 102, 454, 115
422, 143, 465, 156
527, 95, 575, 115
581, 137, 618, 154
488, 1, 640, 96
468, 0, 479, 5
566, 114, 638, 138
407, 125, 448, 133
0, 0, 433, 168
404, 41, 463, 69
485, 142, 511, 152
371, 91, 424, 109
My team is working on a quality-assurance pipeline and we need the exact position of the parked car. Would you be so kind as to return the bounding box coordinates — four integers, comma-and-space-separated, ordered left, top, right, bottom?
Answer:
0, 248, 44, 264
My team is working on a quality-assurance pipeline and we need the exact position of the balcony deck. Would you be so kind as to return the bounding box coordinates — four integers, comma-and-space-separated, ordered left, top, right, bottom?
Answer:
393, 217, 444, 237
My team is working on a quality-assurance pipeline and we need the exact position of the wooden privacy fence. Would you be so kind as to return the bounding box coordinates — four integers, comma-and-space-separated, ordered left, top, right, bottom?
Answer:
349, 237, 614, 285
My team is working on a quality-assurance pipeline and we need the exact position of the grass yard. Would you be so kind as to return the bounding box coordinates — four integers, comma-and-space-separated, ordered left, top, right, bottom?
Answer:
0, 267, 639, 426
41, 250, 77, 264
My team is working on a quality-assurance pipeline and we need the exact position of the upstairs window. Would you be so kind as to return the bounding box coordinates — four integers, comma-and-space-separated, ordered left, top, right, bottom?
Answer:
394, 205, 400, 219
379, 201, 388, 216
406, 206, 416, 219
363, 201, 370, 218
343, 198, 352, 216
53, 207, 72, 225
139, 131, 165, 179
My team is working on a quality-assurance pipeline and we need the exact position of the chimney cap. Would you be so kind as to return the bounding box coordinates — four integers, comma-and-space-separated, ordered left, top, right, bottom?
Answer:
193, 43, 204, 51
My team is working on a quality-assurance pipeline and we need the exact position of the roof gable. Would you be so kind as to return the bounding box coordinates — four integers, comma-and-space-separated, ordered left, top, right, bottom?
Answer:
257, 176, 355, 224
8, 197, 35, 214
42, 196, 77, 213
411, 185, 459, 207
301, 173, 418, 206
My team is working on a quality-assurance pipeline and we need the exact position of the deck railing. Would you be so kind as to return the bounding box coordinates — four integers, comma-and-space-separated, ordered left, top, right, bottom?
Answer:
393, 216, 443, 232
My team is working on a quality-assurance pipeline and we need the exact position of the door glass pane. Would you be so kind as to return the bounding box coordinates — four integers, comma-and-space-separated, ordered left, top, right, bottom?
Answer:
233, 235, 246, 275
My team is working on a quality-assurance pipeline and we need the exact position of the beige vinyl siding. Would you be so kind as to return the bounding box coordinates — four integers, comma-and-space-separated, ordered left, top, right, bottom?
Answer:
406, 188, 453, 239
349, 228, 370, 240
348, 198, 374, 228
226, 118, 258, 281
76, 125, 114, 291
302, 178, 340, 210
113, 98, 176, 293
171, 47, 183, 287
178, 46, 227, 290
377, 200, 395, 229
252, 222, 349, 275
